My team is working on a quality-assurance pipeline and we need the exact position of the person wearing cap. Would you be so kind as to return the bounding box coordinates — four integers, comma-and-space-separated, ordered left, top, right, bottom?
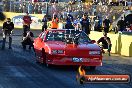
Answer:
97, 32, 112, 56
23, 12, 32, 33
21, 30, 34, 50
2, 18, 14, 49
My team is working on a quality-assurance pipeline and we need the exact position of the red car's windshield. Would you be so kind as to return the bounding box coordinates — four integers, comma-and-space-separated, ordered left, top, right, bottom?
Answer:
45, 30, 91, 44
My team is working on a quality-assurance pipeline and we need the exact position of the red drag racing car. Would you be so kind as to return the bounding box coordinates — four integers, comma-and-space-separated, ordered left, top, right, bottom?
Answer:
34, 29, 102, 70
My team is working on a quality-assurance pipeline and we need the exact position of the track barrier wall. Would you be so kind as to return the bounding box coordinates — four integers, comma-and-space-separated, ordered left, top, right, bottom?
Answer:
90, 31, 132, 57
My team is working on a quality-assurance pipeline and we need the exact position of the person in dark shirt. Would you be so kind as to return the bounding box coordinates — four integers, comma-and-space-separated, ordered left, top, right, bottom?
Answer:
21, 30, 34, 50
80, 14, 90, 35
42, 15, 48, 32
117, 17, 125, 32
97, 17, 102, 32
2, 18, 14, 49
97, 32, 112, 56
65, 13, 74, 29
103, 16, 111, 33
23, 12, 32, 34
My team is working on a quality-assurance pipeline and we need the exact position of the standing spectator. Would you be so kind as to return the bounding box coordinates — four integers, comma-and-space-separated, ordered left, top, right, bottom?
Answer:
23, 12, 32, 34
3, 1, 6, 11
31, 3, 34, 13
80, 14, 90, 35
58, 11, 63, 21
3, 1, 9, 12
41, 4, 46, 14
65, 13, 74, 29
38, 3, 42, 14
67, 13, 73, 22
51, 14, 59, 29
58, 12, 64, 29
97, 17, 103, 32
91, 6, 96, 15
42, 15, 48, 32
51, 2, 58, 15
58, 20, 64, 29
73, 16, 80, 27
28, 2, 33, 14
34, 3, 39, 14
117, 17, 125, 32
23, 3, 27, 13
103, 16, 111, 33
0, 4, 2, 12
19, 3, 23, 13
2, 18, 14, 49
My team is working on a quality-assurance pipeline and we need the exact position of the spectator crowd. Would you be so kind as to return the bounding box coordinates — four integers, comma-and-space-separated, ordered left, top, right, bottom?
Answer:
0, 0, 131, 33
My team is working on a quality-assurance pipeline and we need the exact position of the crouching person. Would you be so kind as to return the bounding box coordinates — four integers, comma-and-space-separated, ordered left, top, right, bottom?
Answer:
97, 32, 112, 56
2, 18, 14, 49
22, 30, 34, 51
